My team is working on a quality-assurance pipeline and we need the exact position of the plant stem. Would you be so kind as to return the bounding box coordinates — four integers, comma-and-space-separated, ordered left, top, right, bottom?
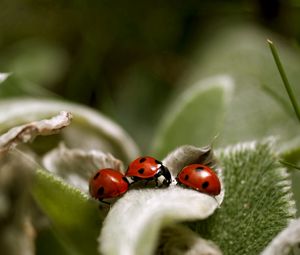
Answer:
267, 39, 300, 124
279, 159, 300, 171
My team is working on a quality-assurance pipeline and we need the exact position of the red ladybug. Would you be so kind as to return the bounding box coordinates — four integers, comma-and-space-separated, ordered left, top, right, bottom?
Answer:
125, 156, 171, 186
89, 168, 129, 203
176, 164, 221, 195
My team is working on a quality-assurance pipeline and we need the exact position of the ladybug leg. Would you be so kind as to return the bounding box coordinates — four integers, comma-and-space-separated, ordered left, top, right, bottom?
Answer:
131, 176, 140, 184
153, 171, 163, 188
175, 177, 183, 187
144, 179, 151, 187
161, 166, 172, 186
98, 200, 111, 210
153, 166, 172, 188
99, 199, 111, 205
156, 165, 171, 187
154, 177, 159, 187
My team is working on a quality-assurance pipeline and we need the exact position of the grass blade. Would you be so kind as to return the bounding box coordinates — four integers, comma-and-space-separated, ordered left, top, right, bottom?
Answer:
267, 39, 300, 123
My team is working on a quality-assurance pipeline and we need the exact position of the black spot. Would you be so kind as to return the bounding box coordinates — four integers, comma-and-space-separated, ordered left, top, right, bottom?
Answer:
139, 157, 146, 163
122, 176, 129, 184
195, 167, 204, 172
202, 181, 209, 189
138, 168, 145, 174
184, 174, 189, 181
97, 187, 104, 196
93, 172, 100, 180
155, 159, 162, 165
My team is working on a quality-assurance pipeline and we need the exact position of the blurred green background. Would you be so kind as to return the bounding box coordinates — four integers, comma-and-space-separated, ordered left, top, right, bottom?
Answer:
0, 0, 300, 151
1, 2, 300, 254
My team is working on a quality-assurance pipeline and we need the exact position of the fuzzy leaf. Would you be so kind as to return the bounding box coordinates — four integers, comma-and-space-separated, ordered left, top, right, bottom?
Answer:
152, 75, 233, 158
261, 218, 300, 255
0, 39, 68, 87
0, 111, 72, 154
32, 169, 103, 255
42, 144, 124, 193
191, 140, 296, 255
0, 151, 35, 255
36, 229, 73, 255
162, 145, 216, 176
157, 224, 222, 255
180, 24, 300, 148
162, 144, 225, 204
99, 187, 221, 255
0, 98, 140, 162
99, 144, 225, 255
0, 74, 58, 98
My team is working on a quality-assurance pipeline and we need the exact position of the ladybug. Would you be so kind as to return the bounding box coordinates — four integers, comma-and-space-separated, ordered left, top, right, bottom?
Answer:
89, 168, 129, 203
125, 156, 171, 186
176, 164, 221, 195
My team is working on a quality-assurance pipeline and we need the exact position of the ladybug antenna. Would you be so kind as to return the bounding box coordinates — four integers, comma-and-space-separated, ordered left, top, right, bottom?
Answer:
198, 135, 219, 167
210, 133, 220, 149
200, 133, 219, 155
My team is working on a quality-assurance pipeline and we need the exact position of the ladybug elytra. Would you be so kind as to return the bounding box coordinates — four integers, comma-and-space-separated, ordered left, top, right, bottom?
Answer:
89, 168, 129, 203
176, 164, 221, 195
126, 156, 171, 186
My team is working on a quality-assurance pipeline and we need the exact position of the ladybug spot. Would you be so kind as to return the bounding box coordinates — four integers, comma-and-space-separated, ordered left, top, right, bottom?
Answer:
195, 167, 204, 172
138, 168, 145, 174
93, 172, 100, 180
202, 181, 209, 189
184, 174, 189, 181
139, 158, 146, 163
155, 159, 162, 165
97, 187, 105, 196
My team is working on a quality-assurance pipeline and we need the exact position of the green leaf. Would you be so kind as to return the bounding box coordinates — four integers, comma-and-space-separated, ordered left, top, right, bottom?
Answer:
152, 75, 234, 158
0, 74, 58, 99
36, 229, 72, 255
0, 39, 68, 88
32, 169, 104, 255
261, 218, 300, 255
191, 140, 296, 255
179, 24, 300, 148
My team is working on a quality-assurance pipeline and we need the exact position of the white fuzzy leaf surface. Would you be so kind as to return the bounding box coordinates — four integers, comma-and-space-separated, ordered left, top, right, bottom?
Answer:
42, 144, 124, 193
99, 186, 221, 255
157, 224, 222, 255
261, 218, 300, 255
163, 145, 216, 176
99, 144, 224, 255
